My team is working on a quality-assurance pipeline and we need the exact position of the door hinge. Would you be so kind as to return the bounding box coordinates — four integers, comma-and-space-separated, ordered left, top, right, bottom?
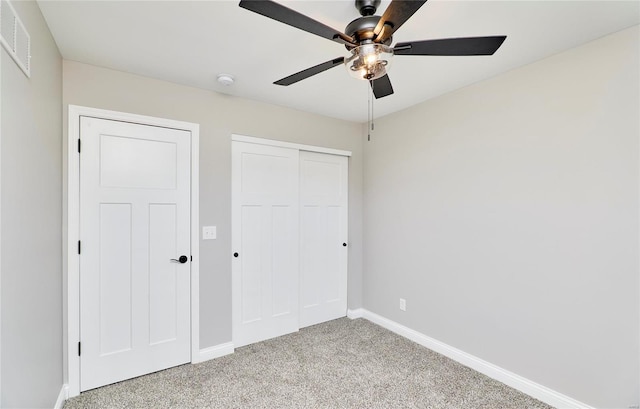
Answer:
78, 240, 81, 255
78, 342, 81, 356
78, 138, 81, 153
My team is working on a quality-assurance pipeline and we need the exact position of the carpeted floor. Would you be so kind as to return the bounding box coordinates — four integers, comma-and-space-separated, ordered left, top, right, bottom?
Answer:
64, 318, 552, 408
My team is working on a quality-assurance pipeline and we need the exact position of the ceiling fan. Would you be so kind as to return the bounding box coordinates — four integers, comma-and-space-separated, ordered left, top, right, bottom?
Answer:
239, 0, 506, 99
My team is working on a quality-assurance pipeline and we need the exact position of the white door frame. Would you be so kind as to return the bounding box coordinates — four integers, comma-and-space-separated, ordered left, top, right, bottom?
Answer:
0, 51, 3, 405
231, 134, 352, 157
65, 105, 200, 398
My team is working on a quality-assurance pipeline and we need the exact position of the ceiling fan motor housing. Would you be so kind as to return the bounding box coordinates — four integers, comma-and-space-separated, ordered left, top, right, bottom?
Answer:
345, 15, 392, 49
355, 0, 380, 16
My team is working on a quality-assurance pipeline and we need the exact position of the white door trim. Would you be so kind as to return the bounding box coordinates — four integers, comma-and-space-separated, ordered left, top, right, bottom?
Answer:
65, 105, 200, 398
231, 134, 352, 157
0, 51, 3, 404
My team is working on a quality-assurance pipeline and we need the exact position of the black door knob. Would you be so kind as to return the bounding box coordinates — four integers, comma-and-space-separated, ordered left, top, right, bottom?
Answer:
233, 252, 239, 258
343, 243, 347, 247
171, 255, 189, 263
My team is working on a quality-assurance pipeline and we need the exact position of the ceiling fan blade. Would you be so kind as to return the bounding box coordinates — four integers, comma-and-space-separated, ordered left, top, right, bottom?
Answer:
274, 57, 345, 86
374, 0, 428, 44
239, 0, 355, 46
394, 36, 507, 56
370, 74, 394, 99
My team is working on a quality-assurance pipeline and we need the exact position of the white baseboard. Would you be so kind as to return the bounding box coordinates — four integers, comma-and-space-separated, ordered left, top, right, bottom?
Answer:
359, 309, 594, 409
193, 342, 234, 364
346, 308, 364, 319
53, 384, 68, 409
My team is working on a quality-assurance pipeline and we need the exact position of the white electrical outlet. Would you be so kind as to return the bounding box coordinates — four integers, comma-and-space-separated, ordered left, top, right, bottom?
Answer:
399, 298, 406, 311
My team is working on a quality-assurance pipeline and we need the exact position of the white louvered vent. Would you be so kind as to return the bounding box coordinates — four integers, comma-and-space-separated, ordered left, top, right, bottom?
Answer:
0, 0, 31, 78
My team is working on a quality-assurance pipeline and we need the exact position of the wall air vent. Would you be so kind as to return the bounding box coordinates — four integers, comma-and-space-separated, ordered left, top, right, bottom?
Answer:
0, 0, 31, 78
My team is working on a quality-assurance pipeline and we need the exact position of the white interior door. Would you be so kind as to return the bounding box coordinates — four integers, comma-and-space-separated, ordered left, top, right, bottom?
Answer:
79, 117, 191, 391
299, 151, 348, 328
232, 141, 299, 348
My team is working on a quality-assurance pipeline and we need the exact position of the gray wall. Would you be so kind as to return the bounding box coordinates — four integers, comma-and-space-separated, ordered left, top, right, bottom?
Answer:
1, 1, 63, 408
363, 26, 639, 408
62, 61, 364, 351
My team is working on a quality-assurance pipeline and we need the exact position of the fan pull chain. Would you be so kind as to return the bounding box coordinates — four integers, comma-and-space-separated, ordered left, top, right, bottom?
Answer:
367, 82, 371, 141
367, 81, 375, 141
371, 85, 375, 132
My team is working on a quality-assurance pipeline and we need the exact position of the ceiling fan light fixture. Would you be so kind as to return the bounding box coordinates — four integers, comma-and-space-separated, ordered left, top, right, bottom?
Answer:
345, 43, 393, 81
239, 0, 506, 99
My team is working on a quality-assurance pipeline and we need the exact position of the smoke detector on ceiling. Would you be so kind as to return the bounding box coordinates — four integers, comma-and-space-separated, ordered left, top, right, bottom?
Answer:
217, 74, 235, 86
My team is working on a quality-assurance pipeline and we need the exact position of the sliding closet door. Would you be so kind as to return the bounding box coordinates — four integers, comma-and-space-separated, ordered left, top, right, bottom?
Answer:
299, 151, 348, 328
232, 141, 299, 348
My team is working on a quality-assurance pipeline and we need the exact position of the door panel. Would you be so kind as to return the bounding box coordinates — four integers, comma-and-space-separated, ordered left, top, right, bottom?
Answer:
299, 151, 348, 328
99, 133, 177, 189
271, 205, 297, 317
98, 203, 133, 355
325, 205, 342, 301
148, 204, 178, 345
80, 117, 191, 391
240, 205, 263, 324
232, 142, 299, 348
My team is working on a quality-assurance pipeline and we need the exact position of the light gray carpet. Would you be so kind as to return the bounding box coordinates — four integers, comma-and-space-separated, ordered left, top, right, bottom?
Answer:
64, 318, 552, 408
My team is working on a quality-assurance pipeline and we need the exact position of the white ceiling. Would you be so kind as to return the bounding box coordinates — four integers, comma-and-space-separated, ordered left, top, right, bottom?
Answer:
38, 0, 639, 123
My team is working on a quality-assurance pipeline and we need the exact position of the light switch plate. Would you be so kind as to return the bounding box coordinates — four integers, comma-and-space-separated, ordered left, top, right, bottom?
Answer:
202, 226, 217, 240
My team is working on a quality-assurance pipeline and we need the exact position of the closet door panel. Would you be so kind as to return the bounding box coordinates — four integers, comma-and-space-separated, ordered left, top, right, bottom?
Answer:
232, 142, 299, 347
299, 151, 348, 328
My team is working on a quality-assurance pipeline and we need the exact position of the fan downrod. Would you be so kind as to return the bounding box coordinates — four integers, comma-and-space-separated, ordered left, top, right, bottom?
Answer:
347, 0, 391, 47
355, 0, 380, 16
